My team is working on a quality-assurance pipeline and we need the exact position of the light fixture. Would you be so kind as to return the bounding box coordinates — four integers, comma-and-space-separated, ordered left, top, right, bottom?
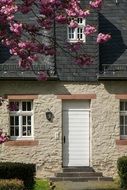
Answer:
116, 0, 119, 5
46, 110, 53, 122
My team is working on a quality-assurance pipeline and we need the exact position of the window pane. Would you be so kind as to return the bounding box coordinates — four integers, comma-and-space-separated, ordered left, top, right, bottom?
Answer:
125, 126, 127, 135
68, 28, 74, 39
120, 125, 124, 135
15, 127, 19, 136
15, 116, 19, 125
125, 116, 127, 125
77, 28, 83, 39
27, 116, 31, 125
27, 127, 31, 136
22, 102, 32, 111
22, 126, 27, 136
10, 127, 14, 136
23, 116, 26, 125
22, 102, 26, 111
120, 116, 124, 125
125, 102, 127, 111
120, 102, 124, 111
27, 102, 31, 111
10, 116, 14, 125
77, 18, 82, 24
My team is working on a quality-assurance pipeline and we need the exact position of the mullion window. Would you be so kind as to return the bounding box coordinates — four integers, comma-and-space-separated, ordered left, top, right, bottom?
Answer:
9, 101, 33, 139
67, 18, 85, 42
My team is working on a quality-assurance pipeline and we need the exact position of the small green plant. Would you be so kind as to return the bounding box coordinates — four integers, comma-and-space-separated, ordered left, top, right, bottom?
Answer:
117, 156, 127, 188
33, 179, 50, 190
0, 179, 24, 190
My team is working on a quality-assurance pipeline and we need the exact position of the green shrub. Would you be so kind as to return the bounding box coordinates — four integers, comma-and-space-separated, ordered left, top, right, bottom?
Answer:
117, 156, 127, 188
0, 179, 24, 190
0, 162, 36, 188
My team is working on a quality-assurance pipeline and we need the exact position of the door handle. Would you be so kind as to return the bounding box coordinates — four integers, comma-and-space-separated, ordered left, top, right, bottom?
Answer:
64, 136, 66, 144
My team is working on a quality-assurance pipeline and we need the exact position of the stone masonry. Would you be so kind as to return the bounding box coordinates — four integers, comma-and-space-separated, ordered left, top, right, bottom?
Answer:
0, 80, 126, 178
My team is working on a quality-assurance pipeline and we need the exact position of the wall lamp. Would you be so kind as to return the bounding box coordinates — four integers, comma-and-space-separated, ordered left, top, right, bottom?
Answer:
46, 110, 53, 122
116, 0, 119, 5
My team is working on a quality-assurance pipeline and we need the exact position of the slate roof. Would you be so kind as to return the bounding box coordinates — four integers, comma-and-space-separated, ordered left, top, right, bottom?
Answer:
1, 1, 127, 81
99, 0, 127, 79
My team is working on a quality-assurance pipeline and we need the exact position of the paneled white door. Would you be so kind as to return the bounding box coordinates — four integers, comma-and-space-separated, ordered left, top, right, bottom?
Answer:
63, 100, 90, 166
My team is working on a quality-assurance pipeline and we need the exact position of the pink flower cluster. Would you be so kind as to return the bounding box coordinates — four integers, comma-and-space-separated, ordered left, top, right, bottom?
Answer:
89, 0, 103, 9
84, 25, 97, 36
97, 33, 111, 43
68, 42, 82, 52
66, 0, 90, 18
37, 71, 48, 80
7, 102, 19, 111
0, 129, 9, 144
75, 54, 93, 66
10, 22, 23, 36
0, 0, 17, 23
69, 20, 78, 29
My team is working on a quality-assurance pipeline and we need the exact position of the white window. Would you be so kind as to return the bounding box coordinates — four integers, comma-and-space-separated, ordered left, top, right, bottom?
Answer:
67, 18, 86, 42
120, 101, 127, 139
9, 101, 34, 140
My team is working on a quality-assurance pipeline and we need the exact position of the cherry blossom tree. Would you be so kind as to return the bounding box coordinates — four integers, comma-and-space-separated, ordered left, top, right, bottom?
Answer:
0, 0, 111, 79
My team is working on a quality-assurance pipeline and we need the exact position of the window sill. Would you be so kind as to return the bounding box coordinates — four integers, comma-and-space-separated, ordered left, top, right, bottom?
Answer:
67, 40, 85, 43
4, 140, 38, 146
116, 140, 127, 145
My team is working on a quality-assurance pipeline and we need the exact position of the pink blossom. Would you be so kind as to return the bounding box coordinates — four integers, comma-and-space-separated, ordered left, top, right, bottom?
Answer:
10, 22, 23, 36
27, 55, 38, 62
97, 33, 111, 43
18, 59, 32, 69
67, 42, 82, 51
0, 129, 9, 144
75, 55, 93, 66
89, 0, 103, 9
55, 15, 67, 24
84, 25, 97, 36
69, 20, 78, 29
37, 71, 48, 80
7, 102, 19, 111
66, 0, 90, 17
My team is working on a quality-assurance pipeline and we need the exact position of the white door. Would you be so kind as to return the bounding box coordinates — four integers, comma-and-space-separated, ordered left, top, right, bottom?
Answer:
63, 100, 90, 166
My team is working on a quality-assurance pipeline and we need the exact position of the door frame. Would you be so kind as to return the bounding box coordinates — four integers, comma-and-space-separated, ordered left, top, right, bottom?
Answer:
62, 100, 91, 167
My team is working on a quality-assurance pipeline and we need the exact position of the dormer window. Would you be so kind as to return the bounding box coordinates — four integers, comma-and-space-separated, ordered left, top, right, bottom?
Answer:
67, 18, 86, 42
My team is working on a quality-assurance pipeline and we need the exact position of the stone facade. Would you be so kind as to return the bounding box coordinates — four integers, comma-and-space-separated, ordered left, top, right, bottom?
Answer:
0, 80, 127, 178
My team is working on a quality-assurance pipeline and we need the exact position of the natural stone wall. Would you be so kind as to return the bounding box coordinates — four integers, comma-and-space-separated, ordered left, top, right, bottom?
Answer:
0, 80, 126, 178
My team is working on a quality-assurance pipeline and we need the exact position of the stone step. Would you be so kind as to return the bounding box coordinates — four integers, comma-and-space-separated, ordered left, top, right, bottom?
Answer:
50, 176, 113, 182
56, 172, 103, 177
63, 167, 94, 173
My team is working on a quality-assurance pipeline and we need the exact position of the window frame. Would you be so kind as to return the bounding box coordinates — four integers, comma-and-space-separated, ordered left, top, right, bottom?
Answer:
67, 17, 86, 43
9, 100, 34, 140
120, 101, 127, 139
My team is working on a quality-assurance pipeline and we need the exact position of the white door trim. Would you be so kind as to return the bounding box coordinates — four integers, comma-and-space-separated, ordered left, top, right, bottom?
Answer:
62, 100, 90, 167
